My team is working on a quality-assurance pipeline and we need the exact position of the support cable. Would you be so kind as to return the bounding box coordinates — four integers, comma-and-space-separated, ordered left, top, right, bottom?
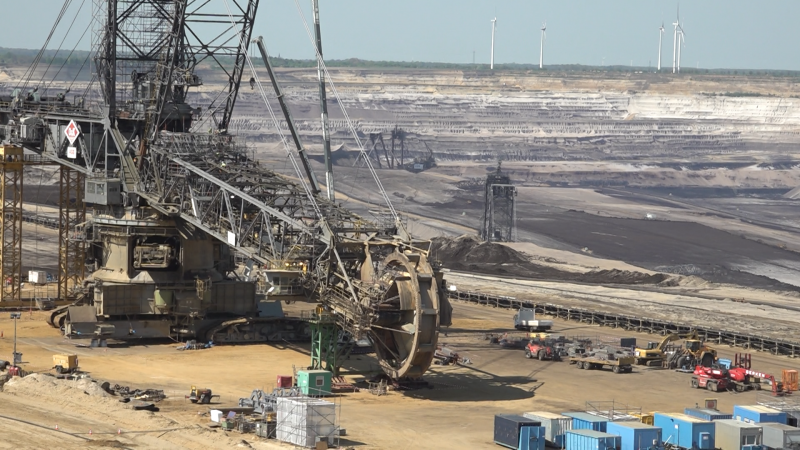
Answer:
38, 0, 87, 91
291, 0, 400, 223
17, 0, 72, 92
221, 0, 322, 221
67, 51, 94, 94
44, 0, 90, 95
222, 1, 363, 306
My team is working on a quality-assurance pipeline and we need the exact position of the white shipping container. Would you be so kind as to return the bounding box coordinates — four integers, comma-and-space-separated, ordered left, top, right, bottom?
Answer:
523, 411, 573, 444
761, 422, 800, 449
28, 270, 47, 284
276, 397, 336, 447
715, 419, 762, 450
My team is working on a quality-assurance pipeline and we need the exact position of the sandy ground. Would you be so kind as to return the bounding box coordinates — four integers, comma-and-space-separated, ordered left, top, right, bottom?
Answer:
0, 302, 798, 450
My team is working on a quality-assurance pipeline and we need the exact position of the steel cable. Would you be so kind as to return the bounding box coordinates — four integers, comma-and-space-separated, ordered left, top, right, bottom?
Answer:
291, 0, 400, 223
17, 0, 72, 92
44, 0, 90, 95
38, 0, 87, 91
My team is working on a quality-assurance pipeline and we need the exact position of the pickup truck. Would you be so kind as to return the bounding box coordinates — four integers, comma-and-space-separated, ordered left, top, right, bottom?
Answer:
513, 308, 553, 332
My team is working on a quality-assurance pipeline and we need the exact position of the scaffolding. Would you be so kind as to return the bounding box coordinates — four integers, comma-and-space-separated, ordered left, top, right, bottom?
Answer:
58, 167, 86, 300
585, 400, 643, 422
93, 0, 177, 108
0, 146, 23, 302
275, 396, 341, 448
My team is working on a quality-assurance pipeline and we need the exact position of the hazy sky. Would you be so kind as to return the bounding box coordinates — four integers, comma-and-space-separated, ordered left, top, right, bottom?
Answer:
4, 1, 799, 70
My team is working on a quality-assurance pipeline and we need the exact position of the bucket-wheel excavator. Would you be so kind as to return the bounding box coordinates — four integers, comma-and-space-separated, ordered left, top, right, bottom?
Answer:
0, 0, 449, 380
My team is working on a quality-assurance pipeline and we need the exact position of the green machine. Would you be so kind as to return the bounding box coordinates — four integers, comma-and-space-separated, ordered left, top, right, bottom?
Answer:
308, 307, 353, 376
296, 369, 332, 396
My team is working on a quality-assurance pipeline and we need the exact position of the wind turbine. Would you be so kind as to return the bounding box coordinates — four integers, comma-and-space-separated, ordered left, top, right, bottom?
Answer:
539, 22, 546, 69
657, 22, 664, 72
490, 17, 497, 70
676, 24, 686, 73
672, 15, 679, 73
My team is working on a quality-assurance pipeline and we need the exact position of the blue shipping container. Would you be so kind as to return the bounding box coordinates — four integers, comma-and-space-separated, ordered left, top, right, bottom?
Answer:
519, 426, 547, 450
734, 405, 788, 425
654, 413, 715, 450
684, 408, 733, 421
563, 412, 609, 432
607, 421, 662, 450
565, 429, 621, 450
494, 415, 542, 449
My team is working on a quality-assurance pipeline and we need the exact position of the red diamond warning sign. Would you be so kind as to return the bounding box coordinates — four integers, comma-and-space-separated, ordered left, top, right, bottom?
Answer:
64, 120, 80, 145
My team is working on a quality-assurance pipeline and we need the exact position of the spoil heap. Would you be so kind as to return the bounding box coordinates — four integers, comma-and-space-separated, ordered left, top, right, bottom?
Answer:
431, 235, 668, 285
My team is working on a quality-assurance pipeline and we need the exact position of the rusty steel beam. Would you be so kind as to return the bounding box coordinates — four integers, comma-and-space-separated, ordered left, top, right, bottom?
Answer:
0, 146, 23, 302
58, 167, 86, 300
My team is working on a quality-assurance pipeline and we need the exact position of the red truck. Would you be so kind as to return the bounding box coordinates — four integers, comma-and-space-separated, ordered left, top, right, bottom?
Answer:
525, 340, 561, 361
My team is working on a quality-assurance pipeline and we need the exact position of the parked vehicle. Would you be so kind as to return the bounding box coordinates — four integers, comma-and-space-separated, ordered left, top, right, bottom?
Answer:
525, 339, 561, 361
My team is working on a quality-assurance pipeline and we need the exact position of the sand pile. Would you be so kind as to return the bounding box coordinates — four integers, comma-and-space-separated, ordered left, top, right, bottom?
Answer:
0, 373, 268, 448
431, 235, 529, 265
678, 275, 710, 288
431, 235, 668, 285
4, 373, 109, 398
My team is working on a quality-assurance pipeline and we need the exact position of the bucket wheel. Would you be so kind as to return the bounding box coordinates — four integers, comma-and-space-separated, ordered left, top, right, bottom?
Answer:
369, 251, 440, 380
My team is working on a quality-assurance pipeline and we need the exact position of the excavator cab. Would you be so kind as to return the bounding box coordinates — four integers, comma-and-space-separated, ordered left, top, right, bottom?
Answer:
645, 342, 659, 350
685, 340, 701, 352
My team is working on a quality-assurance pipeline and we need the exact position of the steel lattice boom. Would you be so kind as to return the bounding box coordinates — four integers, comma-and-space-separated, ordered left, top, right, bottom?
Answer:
0, 0, 447, 380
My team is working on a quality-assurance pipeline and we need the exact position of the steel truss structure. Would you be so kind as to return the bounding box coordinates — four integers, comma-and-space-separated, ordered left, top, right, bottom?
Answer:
0, 150, 62, 302
58, 168, 86, 300
0, 147, 23, 302
0, 0, 445, 380
480, 162, 516, 242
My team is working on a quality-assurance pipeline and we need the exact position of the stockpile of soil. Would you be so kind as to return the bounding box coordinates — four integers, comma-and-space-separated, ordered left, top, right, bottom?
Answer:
3, 373, 110, 398
430, 235, 668, 285
431, 235, 529, 265
580, 269, 668, 285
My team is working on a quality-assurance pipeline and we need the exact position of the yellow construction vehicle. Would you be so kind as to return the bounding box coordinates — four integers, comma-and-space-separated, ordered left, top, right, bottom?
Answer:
669, 339, 717, 369
634, 331, 716, 367
186, 385, 219, 404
